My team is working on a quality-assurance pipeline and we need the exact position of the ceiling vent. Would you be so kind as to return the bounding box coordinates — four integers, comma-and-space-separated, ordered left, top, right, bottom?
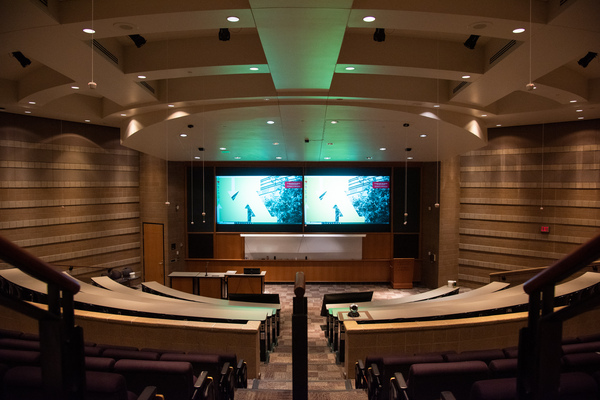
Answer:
138, 81, 155, 94
489, 40, 517, 65
453, 81, 470, 94
93, 39, 119, 65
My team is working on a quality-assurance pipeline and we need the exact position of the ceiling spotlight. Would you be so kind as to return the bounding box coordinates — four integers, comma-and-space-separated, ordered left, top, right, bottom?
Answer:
11, 51, 31, 68
373, 28, 385, 42
227, 16, 240, 22
577, 52, 597, 68
128, 34, 147, 48
463, 35, 480, 50
363, 16, 376, 22
219, 28, 230, 41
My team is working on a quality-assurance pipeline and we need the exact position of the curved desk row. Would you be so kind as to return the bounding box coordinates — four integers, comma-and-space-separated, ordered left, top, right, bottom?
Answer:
0, 268, 277, 362
332, 272, 600, 365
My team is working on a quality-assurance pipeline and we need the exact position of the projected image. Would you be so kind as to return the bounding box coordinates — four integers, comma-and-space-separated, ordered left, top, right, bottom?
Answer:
216, 175, 303, 224
304, 176, 390, 225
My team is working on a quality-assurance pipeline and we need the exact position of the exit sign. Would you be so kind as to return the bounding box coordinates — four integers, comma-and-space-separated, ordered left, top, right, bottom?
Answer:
540, 226, 550, 234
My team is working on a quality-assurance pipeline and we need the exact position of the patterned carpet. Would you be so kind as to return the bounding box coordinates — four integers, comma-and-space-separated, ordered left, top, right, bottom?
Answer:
235, 282, 429, 399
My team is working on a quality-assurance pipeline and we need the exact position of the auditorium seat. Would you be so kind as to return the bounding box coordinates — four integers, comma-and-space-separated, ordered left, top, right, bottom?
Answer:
85, 356, 116, 372
561, 352, 600, 375
114, 359, 195, 400
488, 358, 518, 379
0, 329, 22, 339
501, 346, 518, 359
0, 338, 40, 351
577, 332, 600, 343
444, 349, 506, 365
406, 361, 489, 400
1, 365, 151, 400
0, 348, 40, 368
562, 340, 600, 355
469, 372, 599, 400
102, 349, 160, 361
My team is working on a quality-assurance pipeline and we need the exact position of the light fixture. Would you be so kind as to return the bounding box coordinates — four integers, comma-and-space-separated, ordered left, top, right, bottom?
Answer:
219, 28, 230, 41
379, 147, 386, 151
120, 113, 126, 116
168, 104, 175, 108
138, 75, 147, 79
267, 120, 275, 124
227, 16, 240, 22
28, 101, 36, 105
194, 156, 200, 159
324, 157, 331, 160
249, 67, 259, 71
24, 110, 31, 114
71, 86, 80, 90
363, 16, 376, 22
577, 52, 597, 68
373, 28, 385, 42
576, 109, 583, 112
83, 28, 95, 34
463, 35, 480, 49
512, 28, 525, 34
420, 134, 427, 138
345, 66, 355, 71
128, 34, 146, 48
276, 156, 282, 160
234, 156, 241, 159
569, 100, 577, 103
11, 51, 31, 68
433, 104, 440, 108
219, 147, 227, 151
462, 75, 471, 79
273, 142, 279, 146
331, 120, 338, 124
180, 133, 187, 137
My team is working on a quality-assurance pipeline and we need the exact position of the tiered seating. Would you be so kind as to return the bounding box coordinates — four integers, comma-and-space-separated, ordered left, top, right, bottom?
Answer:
357, 331, 600, 400
0, 328, 244, 400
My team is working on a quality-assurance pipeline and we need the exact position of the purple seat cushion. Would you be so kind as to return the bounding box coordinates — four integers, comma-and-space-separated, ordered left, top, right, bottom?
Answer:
408, 361, 489, 400
562, 341, 600, 355
489, 358, 518, 379
102, 349, 159, 361
444, 349, 505, 364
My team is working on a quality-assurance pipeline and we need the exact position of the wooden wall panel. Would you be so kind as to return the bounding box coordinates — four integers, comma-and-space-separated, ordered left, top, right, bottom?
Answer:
362, 233, 392, 259
214, 233, 244, 259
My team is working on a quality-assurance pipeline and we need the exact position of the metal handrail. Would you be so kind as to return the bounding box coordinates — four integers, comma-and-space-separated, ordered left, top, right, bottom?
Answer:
523, 231, 600, 294
0, 235, 80, 295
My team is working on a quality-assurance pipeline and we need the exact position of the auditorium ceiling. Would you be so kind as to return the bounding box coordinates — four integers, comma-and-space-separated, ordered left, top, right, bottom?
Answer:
0, 0, 599, 162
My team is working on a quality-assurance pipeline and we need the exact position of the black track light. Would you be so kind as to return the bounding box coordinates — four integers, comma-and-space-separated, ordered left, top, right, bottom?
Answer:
577, 52, 597, 68
373, 28, 385, 42
219, 28, 230, 41
11, 51, 31, 68
463, 35, 480, 50
128, 34, 147, 48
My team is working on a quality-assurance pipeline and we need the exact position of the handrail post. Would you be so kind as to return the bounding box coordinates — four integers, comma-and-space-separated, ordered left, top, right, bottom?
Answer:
292, 271, 308, 400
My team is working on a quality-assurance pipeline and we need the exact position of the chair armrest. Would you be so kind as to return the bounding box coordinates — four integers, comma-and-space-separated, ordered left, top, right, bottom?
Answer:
137, 386, 158, 400
219, 362, 234, 400
389, 372, 409, 400
367, 363, 383, 400
236, 359, 247, 388
440, 391, 457, 400
192, 371, 215, 400
355, 359, 366, 389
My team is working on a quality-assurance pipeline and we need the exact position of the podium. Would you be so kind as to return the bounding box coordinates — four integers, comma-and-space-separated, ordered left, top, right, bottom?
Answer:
226, 271, 266, 296
169, 271, 266, 298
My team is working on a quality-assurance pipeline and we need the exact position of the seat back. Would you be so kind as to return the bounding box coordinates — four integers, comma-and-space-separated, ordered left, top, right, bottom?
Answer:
407, 361, 489, 400
114, 359, 194, 400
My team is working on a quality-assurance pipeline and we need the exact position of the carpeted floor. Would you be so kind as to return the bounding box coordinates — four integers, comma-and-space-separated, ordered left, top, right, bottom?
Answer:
235, 282, 429, 399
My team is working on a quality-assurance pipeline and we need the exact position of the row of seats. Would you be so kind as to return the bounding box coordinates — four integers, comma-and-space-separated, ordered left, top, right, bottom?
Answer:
0, 329, 244, 400
356, 332, 600, 400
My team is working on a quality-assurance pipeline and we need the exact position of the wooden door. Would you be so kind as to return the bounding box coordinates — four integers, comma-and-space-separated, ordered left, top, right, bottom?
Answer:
143, 223, 164, 284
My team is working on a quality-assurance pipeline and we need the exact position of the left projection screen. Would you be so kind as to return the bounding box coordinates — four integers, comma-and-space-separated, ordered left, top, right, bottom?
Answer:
216, 175, 303, 225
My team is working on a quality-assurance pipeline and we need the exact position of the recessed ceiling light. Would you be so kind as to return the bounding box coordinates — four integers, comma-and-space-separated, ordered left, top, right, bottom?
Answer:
345, 66, 355, 71
407, 156, 414, 160
194, 156, 201, 159
496, 124, 502, 127
234, 156, 241, 159
71, 86, 80, 90
462, 75, 471, 79
363, 16, 376, 22
576, 109, 583, 112
249, 67, 259, 71
420, 134, 427, 138
570, 100, 577, 103
324, 157, 331, 160
267, 120, 275, 124
24, 110, 31, 114
433, 104, 440, 108
272, 142, 279, 146
219, 147, 227, 151
83, 28, 95, 34
138, 75, 147, 79
276, 156, 282, 160
120, 113, 126, 117
179, 133, 187, 137
168, 104, 175, 108
578, 117, 584, 120
85, 119, 91, 123
513, 28, 525, 34
379, 147, 386, 151
331, 120, 338, 124
227, 16, 240, 22
28, 101, 36, 105
481, 114, 488, 117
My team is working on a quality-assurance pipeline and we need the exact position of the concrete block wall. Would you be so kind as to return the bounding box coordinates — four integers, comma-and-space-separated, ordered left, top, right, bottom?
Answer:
0, 113, 141, 279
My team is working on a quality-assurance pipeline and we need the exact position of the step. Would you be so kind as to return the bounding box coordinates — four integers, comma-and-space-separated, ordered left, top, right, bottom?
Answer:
235, 388, 367, 400
248, 379, 356, 391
